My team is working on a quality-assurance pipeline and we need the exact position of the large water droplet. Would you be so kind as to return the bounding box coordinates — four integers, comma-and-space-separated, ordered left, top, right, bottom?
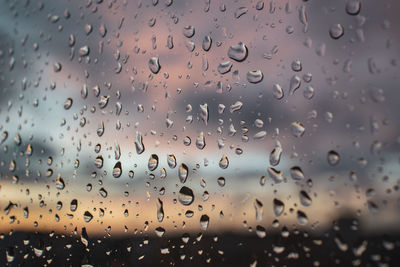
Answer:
273, 198, 285, 217
149, 57, 161, 74
202, 35, 212, 51
327, 150, 340, 166
247, 70, 263, 83
297, 210, 308, 225
200, 215, 210, 230
270, 141, 282, 166
228, 42, 248, 62
254, 198, 264, 221
183, 25, 195, 38
156, 198, 164, 222
346, 0, 361, 15
299, 190, 312, 206
113, 161, 122, 178
329, 24, 344, 39
179, 186, 194, 206
167, 154, 177, 168
290, 166, 305, 180
179, 163, 189, 183
219, 155, 229, 169
268, 167, 284, 183
148, 154, 159, 171
135, 132, 145, 154
218, 61, 233, 74
272, 84, 284, 100
291, 122, 305, 137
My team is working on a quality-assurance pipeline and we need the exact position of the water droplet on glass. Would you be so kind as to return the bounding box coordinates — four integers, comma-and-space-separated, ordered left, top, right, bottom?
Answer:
149, 57, 161, 74
272, 84, 284, 100
228, 42, 248, 62
290, 166, 305, 180
83, 211, 93, 223
95, 155, 104, 168
113, 161, 122, 178
346, 0, 361, 15
179, 186, 194, 206
291, 121, 305, 137
179, 163, 189, 183
217, 177, 226, 187
219, 155, 229, 169
289, 75, 301, 95
64, 98, 73, 110
297, 210, 308, 225
270, 141, 282, 166
196, 132, 206, 149
135, 132, 145, 154
254, 199, 264, 221
218, 61, 233, 74
329, 24, 344, 39
156, 198, 164, 222
183, 25, 195, 38
273, 198, 285, 217
299, 190, 312, 206
246, 70, 263, 83
202, 35, 212, 51
268, 167, 284, 183
148, 154, 159, 171
327, 150, 340, 166
200, 215, 210, 230
167, 154, 177, 168
291, 60, 302, 72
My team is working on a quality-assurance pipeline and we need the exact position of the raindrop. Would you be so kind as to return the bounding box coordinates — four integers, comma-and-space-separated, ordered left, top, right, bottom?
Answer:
291, 122, 305, 137
84, 211, 93, 223
95, 155, 104, 168
64, 98, 73, 110
254, 199, 264, 221
297, 210, 308, 225
246, 70, 263, 83
149, 57, 161, 74
179, 163, 189, 183
183, 25, 195, 38
217, 177, 225, 187
290, 166, 305, 180
272, 84, 284, 100
167, 154, 177, 168
329, 24, 344, 39
135, 132, 145, 154
268, 167, 284, 183
228, 42, 248, 62
346, 0, 361, 15
113, 161, 122, 178
270, 141, 282, 166
196, 132, 206, 149
70, 199, 78, 211
289, 75, 301, 95
218, 61, 233, 74
327, 150, 340, 166
299, 191, 312, 206
200, 215, 210, 230
179, 186, 194, 206
148, 154, 159, 171
273, 199, 285, 217
202, 35, 212, 51
219, 155, 229, 169
156, 198, 164, 222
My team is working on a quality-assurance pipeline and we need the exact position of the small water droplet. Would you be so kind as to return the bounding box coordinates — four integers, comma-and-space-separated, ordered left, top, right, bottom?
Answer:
291, 121, 305, 137
113, 161, 122, 178
273, 198, 285, 217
